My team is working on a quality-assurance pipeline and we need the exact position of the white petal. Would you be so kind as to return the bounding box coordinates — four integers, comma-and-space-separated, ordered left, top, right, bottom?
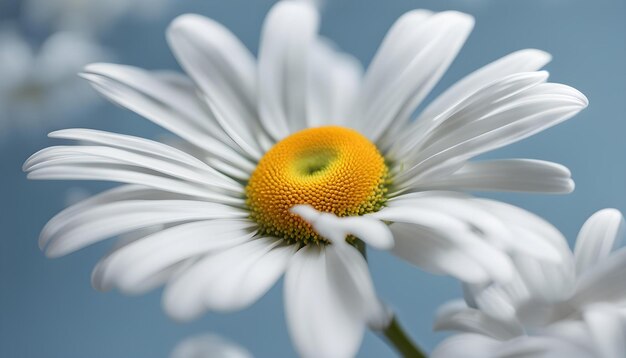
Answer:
41, 200, 247, 258
290, 205, 394, 250
170, 333, 253, 358
571, 248, 626, 306
388, 193, 512, 254
389, 223, 492, 284
583, 304, 626, 358
285, 244, 386, 358
394, 75, 587, 187
540, 319, 595, 353
325, 242, 391, 330
258, 1, 319, 139
417, 49, 552, 127
462, 268, 558, 328
374, 203, 515, 283
434, 300, 524, 340
475, 199, 572, 262
574, 209, 625, 275
464, 283, 519, 322
394, 194, 562, 263
27, 164, 243, 205
119, 259, 194, 296
167, 14, 265, 158
81, 64, 253, 166
307, 39, 362, 127
92, 220, 256, 293
389, 70, 549, 162
432, 334, 503, 358
498, 336, 595, 358
163, 238, 293, 321
433, 334, 594, 358
25, 143, 242, 193
474, 199, 576, 302
82, 64, 220, 134
48, 128, 213, 170
357, 11, 474, 142
413, 159, 574, 194
39, 185, 173, 248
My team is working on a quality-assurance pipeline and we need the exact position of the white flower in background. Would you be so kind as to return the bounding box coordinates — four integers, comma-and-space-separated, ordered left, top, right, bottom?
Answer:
170, 333, 252, 358
25, 1, 587, 357
22, 0, 169, 34
0, 28, 110, 134
433, 208, 626, 358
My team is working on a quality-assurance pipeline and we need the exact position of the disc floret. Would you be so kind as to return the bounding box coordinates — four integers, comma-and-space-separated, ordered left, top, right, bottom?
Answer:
246, 126, 389, 244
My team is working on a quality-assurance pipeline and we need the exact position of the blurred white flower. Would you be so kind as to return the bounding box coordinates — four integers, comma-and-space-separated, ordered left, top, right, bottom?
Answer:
433, 208, 626, 358
170, 333, 252, 358
25, 1, 587, 357
22, 0, 169, 34
0, 28, 110, 134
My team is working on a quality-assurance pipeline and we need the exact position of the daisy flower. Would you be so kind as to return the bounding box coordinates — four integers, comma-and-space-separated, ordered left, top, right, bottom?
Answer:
25, 1, 587, 357
433, 208, 626, 358
0, 27, 110, 135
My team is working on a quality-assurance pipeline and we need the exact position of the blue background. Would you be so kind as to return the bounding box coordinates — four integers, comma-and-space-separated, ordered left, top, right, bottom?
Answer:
1, 0, 625, 357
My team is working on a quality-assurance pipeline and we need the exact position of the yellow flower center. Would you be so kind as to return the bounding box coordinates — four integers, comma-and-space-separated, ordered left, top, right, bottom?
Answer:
246, 126, 389, 244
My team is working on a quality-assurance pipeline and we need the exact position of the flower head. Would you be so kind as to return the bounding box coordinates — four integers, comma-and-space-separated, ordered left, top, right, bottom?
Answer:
433, 208, 626, 358
26, 1, 587, 357
247, 126, 389, 244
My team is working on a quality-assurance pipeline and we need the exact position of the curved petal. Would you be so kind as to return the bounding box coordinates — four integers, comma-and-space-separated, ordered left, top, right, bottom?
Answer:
434, 300, 524, 340
40, 185, 175, 250
81, 64, 253, 166
374, 202, 516, 284
389, 70, 549, 161
411, 159, 574, 194
326, 242, 391, 330
163, 238, 294, 321
257, 1, 319, 140
433, 333, 595, 358
357, 10, 474, 142
463, 282, 524, 323
583, 304, 626, 358
571, 248, 626, 306
284, 244, 388, 358
417, 49, 552, 131
432, 334, 503, 358
574, 208, 625, 275
25, 145, 241, 192
27, 164, 244, 205
389, 223, 493, 284
92, 219, 257, 293
475, 199, 576, 302
307, 39, 362, 127
40, 200, 247, 258
167, 14, 265, 159
393, 74, 588, 188
290, 204, 394, 250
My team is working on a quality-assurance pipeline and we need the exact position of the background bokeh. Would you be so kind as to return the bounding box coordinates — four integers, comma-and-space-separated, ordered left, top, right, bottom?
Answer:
1, 0, 625, 357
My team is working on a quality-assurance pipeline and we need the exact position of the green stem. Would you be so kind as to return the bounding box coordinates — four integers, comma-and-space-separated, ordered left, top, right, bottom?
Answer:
381, 316, 427, 358
351, 239, 426, 357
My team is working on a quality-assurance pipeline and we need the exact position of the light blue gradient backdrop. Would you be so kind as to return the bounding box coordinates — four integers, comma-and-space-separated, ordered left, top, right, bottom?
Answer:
1, 0, 625, 357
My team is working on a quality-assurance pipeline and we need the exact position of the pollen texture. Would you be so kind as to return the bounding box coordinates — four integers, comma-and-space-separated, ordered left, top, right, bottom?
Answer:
246, 126, 389, 244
